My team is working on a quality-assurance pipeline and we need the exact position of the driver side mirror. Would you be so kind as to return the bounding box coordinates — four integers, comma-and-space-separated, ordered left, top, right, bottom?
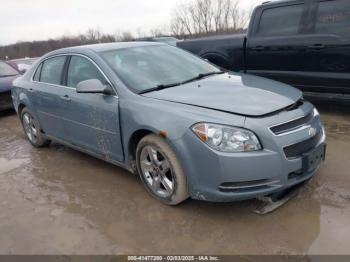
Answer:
76, 79, 113, 95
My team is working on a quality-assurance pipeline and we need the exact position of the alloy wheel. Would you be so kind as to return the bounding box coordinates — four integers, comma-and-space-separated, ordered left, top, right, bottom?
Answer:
22, 112, 38, 144
140, 145, 175, 198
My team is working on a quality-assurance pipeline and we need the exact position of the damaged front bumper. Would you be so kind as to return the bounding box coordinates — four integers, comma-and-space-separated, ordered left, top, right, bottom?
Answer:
172, 103, 326, 203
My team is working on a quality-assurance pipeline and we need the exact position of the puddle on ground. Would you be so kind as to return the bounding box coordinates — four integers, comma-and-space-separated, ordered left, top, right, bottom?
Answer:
0, 158, 29, 174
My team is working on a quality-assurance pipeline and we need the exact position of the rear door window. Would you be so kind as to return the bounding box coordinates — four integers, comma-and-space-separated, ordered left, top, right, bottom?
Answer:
315, 0, 350, 37
40, 56, 66, 85
258, 4, 304, 36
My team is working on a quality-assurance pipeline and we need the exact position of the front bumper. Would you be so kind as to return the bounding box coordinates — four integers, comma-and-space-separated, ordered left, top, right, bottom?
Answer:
0, 91, 14, 111
172, 102, 326, 202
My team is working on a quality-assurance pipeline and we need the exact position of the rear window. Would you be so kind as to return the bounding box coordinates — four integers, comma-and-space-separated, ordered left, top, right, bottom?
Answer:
258, 4, 303, 36
315, 0, 350, 37
40, 56, 66, 85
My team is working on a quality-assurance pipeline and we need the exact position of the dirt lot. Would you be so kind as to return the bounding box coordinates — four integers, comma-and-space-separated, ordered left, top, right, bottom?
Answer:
0, 101, 349, 255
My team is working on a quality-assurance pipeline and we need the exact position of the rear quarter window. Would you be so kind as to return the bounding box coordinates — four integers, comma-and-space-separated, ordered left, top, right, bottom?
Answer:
33, 63, 42, 81
258, 4, 304, 36
315, 0, 350, 37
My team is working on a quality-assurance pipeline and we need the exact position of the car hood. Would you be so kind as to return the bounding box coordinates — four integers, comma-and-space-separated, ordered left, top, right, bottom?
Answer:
142, 73, 303, 117
0, 75, 19, 92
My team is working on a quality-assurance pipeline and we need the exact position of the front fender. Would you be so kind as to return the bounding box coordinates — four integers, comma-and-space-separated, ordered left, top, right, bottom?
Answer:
120, 95, 245, 167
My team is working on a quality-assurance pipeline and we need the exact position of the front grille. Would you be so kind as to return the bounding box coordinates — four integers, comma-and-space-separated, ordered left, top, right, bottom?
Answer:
270, 111, 314, 135
283, 130, 322, 158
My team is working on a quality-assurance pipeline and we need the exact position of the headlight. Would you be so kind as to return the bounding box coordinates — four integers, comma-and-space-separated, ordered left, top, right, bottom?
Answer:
191, 123, 262, 153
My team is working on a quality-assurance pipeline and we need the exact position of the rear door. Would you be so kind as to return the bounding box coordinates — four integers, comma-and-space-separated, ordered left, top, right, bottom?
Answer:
31, 55, 69, 141
246, 1, 313, 90
59, 55, 124, 162
302, 0, 350, 94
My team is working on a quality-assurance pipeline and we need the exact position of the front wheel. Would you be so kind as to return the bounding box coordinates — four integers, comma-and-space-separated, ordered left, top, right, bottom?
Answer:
136, 134, 189, 205
20, 108, 50, 147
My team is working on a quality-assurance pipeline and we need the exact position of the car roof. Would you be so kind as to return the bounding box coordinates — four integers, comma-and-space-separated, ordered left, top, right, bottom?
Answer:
54, 41, 163, 54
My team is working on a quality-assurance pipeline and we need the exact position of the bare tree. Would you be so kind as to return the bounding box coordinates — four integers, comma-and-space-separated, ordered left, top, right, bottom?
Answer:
230, 0, 250, 31
172, 2, 195, 36
170, 0, 250, 39
121, 31, 134, 41
150, 25, 170, 37
86, 28, 103, 42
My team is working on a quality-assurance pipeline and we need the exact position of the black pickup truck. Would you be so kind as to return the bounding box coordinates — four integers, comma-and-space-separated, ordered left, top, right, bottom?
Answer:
178, 0, 350, 96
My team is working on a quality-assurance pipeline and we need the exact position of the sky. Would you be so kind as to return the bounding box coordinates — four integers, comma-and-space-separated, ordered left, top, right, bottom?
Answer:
0, 0, 264, 46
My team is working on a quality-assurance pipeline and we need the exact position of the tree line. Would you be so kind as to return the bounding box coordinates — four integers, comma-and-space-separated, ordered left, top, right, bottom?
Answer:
0, 29, 133, 60
0, 0, 250, 60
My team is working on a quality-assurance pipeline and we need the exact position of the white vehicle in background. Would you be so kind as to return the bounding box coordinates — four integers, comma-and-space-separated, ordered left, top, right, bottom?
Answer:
7, 57, 38, 74
134, 36, 180, 46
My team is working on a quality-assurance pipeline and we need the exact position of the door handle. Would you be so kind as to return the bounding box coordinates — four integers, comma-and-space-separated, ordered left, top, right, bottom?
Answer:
251, 46, 266, 51
61, 95, 71, 102
307, 44, 325, 50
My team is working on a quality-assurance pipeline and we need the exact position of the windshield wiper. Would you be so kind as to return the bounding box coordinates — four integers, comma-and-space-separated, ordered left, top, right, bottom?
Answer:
181, 71, 225, 85
138, 71, 225, 94
138, 82, 182, 94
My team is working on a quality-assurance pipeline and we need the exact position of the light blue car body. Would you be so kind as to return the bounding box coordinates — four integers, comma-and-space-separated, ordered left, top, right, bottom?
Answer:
12, 42, 326, 202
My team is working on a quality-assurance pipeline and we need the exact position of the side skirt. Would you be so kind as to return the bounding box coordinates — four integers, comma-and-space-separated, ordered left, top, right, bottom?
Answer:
45, 134, 135, 174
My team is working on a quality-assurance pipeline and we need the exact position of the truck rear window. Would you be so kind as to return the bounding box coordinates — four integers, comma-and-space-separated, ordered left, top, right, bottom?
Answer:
258, 4, 303, 37
315, 0, 350, 37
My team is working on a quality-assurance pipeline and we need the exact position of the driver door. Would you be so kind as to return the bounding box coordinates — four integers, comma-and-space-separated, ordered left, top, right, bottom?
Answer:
59, 55, 124, 162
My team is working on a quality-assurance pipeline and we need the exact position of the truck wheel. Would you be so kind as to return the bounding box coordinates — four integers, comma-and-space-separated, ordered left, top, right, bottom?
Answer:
20, 108, 50, 147
136, 134, 189, 205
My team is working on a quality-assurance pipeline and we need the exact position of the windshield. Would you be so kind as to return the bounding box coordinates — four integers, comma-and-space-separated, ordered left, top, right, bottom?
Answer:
0, 61, 19, 77
100, 45, 220, 93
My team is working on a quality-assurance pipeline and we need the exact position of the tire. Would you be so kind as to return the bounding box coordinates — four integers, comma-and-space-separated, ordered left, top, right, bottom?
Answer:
136, 134, 189, 205
20, 108, 50, 147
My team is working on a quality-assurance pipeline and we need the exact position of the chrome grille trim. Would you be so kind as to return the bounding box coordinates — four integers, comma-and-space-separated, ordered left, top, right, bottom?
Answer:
269, 110, 315, 136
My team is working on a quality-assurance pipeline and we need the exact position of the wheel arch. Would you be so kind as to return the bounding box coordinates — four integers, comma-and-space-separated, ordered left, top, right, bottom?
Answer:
200, 52, 231, 70
127, 129, 154, 169
18, 103, 26, 115
126, 127, 184, 173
